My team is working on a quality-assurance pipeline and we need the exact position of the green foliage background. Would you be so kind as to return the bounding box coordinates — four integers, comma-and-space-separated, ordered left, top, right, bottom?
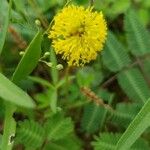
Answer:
0, 0, 150, 150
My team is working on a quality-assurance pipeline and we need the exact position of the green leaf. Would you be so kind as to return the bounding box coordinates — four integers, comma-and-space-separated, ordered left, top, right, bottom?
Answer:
37, 0, 58, 12
28, 76, 54, 89
102, 32, 131, 72
12, 31, 42, 84
34, 90, 51, 109
92, 132, 150, 150
115, 98, 150, 150
0, 0, 12, 54
43, 135, 82, 150
15, 120, 45, 149
81, 90, 114, 133
143, 58, 150, 76
12, 0, 26, 14
110, 0, 130, 17
0, 73, 35, 108
117, 68, 150, 103
97, 90, 114, 130
44, 113, 74, 140
125, 9, 150, 56
56, 75, 75, 89
138, 8, 149, 26
77, 67, 95, 87
92, 133, 121, 150
111, 103, 141, 128
81, 103, 104, 133
0, 100, 5, 119
0, 134, 2, 149
94, 0, 130, 19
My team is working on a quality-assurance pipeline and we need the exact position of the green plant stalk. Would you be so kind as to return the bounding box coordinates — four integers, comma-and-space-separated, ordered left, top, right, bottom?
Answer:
1, 0, 16, 149
50, 48, 59, 113
89, 0, 94, 6
65, 67, 70, 99
27, 0, 48, 28
50, 48, 58, 84
1, 104, 16, 150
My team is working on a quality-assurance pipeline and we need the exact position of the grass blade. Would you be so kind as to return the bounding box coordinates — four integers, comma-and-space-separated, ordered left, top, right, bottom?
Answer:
0, 0, 12, 55
115, 98, 150, 150
0, 73, 35, 108
12, 31, 42, 84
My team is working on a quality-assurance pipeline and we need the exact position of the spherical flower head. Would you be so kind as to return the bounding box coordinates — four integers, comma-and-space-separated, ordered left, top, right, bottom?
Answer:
48, 5, 107, 66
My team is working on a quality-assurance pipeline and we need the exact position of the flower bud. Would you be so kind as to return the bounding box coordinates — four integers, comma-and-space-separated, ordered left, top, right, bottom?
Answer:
19, 51, 25, 56
56, 64, 63, 70
43, 52, 50, 57
35, 19, 41, 27
47, 62, 53, 67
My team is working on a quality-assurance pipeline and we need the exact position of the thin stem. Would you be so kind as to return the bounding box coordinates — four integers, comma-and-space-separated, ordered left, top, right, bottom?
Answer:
65, 101, 90, 109
50, 48, 58, 85
89, 0, 94, 6
28, 0, 48, 28
102, 74, 117, 88
65, 67, 70, 99
1, 104, 16, 150
49, 48, 59, 113
65, 0, 72, 6
100, 55, 149, 88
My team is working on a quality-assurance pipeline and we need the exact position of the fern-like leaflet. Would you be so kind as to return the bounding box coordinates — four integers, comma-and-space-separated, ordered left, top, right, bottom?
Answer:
15, 120, 45, 149
102, 32, 131, 72
44, 113, 74, 140
92, 132, 150, 150
117, 68, 150, 103
111, 103, 141, 128
125, 9, 150, 56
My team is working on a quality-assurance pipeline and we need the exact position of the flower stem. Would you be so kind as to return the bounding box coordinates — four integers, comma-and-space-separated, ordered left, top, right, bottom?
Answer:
90, 0, 94, 6
50, 48, 58, 85
65, 67, 70, 99
50, 48, 59, 113
1, 103, 16, 150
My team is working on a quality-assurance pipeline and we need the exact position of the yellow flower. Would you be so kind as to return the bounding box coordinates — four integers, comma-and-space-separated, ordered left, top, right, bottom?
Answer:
48, 5, 107, 66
